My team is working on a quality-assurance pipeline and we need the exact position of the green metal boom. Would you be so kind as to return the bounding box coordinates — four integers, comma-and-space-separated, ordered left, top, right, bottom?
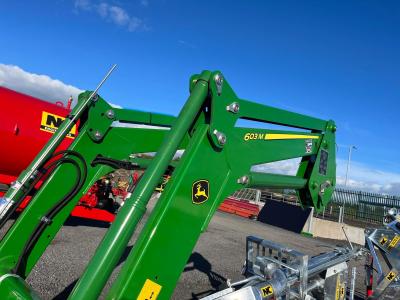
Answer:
0, 70, 336, 299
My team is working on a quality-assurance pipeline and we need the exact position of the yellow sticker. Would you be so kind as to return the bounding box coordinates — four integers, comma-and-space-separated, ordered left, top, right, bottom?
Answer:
386, 271, 397, 282
335, 280, 340, 300
40, 111, 77, 138
243, 132, 319, 141
340, 285, 346, 298
264, 134, 319, 140
260, 285, 274, 297
137, 279, 162, 300
388, 235, 400, 249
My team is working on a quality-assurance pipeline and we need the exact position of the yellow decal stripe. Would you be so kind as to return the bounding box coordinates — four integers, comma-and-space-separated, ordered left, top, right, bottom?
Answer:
137, 279, 162, 300
389, 235, 400, 249
265, 134, 319, 140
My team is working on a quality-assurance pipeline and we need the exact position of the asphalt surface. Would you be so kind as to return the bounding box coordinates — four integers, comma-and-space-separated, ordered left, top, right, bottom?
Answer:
1, 196, 367, 299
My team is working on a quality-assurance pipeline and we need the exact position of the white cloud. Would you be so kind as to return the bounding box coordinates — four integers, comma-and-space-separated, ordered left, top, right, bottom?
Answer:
336, 159, 400, 194
109, 102, 122, 108
251, 158, 300, 176
0, 64, 82, 104
251, 157, 400, 195
0, 63, 122, 109
75, 1, 145, 32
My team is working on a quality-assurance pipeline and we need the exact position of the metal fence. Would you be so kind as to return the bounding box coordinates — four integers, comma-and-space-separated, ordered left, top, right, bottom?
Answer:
232, 187, 400, 227
231, 188, 261, 202
315, 188, 400, 226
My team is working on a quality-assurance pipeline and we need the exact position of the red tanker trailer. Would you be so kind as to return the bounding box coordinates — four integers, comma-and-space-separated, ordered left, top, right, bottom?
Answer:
0, 87, 120, 222
0, 87, 75, 182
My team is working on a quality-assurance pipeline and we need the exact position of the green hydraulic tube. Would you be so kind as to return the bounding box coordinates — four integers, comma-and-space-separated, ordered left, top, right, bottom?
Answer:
245, 172, 308, 190
68, 71, 211, 300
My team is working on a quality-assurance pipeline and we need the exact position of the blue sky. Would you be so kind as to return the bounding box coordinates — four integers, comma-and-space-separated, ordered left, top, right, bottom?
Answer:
0, 1, 399, 193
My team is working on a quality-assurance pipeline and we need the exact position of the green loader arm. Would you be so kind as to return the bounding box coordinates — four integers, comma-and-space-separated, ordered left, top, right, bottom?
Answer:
0, 70, 336, 300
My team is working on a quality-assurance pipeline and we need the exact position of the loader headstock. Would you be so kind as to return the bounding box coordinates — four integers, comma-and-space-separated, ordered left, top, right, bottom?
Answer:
190, 70, 336, 210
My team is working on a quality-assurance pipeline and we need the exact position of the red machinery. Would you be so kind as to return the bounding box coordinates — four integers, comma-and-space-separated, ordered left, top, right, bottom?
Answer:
0, 87, 117, 222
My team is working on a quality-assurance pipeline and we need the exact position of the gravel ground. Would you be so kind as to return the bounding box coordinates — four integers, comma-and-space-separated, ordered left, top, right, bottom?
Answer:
1, 196, 367, 299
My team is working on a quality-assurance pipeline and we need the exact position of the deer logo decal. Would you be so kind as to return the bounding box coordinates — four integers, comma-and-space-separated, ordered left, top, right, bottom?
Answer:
192, 180, 209, 204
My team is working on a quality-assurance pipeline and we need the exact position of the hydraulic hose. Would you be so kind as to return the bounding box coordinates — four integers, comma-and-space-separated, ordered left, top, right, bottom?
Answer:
13, 151, 87, 275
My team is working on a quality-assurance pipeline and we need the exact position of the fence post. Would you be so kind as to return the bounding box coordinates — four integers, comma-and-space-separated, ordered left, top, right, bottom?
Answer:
338, 206, 344, 223
308, 207, 314, 233
342, 205, 345, 223
255, 189, 261, 203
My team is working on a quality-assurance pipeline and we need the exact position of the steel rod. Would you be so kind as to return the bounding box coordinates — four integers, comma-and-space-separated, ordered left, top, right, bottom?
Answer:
247, 172, 307, 190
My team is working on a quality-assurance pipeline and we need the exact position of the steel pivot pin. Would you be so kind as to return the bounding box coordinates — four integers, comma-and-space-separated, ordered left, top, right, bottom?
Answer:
213, 129, 226, 146
214, 73, 224, 95
237, 176, 249, 185
226, 102, 240, 113
106, 110, 115, 119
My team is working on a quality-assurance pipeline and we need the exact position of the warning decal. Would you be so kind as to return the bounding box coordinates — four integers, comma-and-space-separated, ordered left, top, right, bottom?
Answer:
388, 235, 400, 249
137, 279, 162, 300
40, 111, 77, 138
260, 285, 274, 297
386, 271, 397, 282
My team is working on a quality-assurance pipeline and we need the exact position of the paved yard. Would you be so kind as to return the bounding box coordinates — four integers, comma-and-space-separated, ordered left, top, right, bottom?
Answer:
1, 197, 367, 299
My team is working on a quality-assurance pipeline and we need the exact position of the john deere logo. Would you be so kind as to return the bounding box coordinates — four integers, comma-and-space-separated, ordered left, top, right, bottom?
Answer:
192, 180, 209, 204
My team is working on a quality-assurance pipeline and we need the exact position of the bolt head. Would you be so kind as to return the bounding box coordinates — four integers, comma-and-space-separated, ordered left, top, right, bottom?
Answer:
218, 134, 226, 145
91, 93, 99, 102
94, 130, 102, 139
226, 102, 240, 114
214, 73, 224, 95
106, 110, 115, 119
237, 176, 249, 185
213, 129, 226, 146
214, 73, 223, 85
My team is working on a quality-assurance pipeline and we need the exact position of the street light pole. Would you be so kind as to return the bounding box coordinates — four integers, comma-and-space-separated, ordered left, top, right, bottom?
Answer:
344, 145, 357, 187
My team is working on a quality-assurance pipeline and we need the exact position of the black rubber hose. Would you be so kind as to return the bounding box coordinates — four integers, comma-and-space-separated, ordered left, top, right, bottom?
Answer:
0, 150, 86, 227
13, 151, 87, 275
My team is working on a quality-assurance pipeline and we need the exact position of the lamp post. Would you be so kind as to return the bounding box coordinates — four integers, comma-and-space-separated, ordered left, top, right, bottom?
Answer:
344, 145, 357, 187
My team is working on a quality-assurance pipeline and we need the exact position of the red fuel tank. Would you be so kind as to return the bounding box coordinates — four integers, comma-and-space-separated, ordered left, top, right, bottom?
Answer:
0, 87, 76, 179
